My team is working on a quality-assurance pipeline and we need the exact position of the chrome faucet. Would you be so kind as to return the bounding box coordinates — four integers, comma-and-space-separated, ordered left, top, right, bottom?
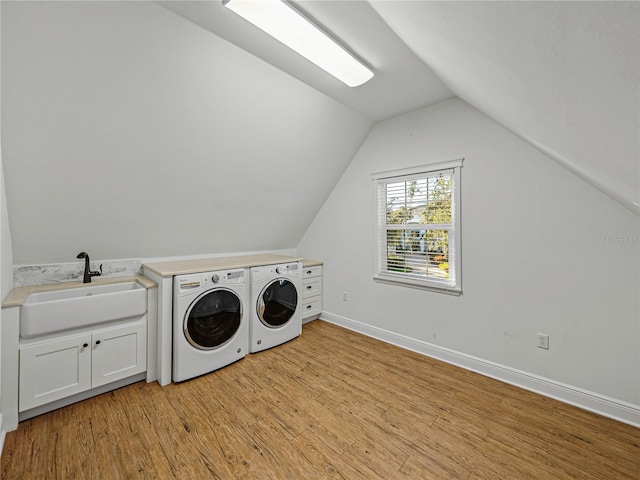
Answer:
76, 252, 102, 283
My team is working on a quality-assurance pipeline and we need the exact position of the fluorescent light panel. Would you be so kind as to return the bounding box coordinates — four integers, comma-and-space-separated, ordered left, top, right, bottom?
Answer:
223, 0, 373, 87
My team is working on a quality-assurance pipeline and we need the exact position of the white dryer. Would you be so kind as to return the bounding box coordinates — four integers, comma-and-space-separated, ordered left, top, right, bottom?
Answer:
249, 262, 302, 353
173, 268, 248, 382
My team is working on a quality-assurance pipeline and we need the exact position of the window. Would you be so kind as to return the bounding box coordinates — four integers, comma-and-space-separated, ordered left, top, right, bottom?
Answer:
373, 159, 463, 294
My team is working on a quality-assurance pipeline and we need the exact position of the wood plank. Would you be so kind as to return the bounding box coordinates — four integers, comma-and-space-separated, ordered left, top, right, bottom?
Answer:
2, 320, 638, 480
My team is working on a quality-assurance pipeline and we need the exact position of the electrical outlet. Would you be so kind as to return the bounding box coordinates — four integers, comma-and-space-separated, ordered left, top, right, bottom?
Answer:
538, 333, 549, 350
342, 291, 348, 301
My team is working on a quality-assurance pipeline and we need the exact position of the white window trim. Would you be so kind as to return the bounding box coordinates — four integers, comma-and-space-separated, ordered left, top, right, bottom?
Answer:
372, 159, 463, 295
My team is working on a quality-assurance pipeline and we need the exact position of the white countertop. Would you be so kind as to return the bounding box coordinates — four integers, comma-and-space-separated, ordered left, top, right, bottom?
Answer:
3, 255, 323, 306
302, 259, 323, 268
142, 253, 305, 277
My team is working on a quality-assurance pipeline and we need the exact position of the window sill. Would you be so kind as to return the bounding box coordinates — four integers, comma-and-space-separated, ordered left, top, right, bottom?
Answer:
373, 274, 462, 296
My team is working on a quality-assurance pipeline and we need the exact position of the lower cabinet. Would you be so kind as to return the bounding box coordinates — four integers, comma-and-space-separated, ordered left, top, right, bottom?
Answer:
302, 265, 323, 321
19, 320, 147, 412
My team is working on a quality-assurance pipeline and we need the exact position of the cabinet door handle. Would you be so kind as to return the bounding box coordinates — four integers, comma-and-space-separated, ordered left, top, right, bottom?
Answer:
306, 305, 312, 310
306, 285, 312, 290
306, 270, 312, 274
95, 340, 101, 345
83, 343, 88, 348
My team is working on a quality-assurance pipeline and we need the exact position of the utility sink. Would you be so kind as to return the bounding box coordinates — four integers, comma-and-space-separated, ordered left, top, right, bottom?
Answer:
21, 282, 147, 338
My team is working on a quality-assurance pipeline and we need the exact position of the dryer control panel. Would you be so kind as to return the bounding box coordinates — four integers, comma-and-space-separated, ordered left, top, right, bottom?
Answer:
251, 262, 301, 283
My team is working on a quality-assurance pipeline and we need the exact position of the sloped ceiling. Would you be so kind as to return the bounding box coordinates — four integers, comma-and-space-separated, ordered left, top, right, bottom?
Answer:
370, 1, 640, 215
159, 0, 639, 214
2, 1, 638, 266
158, 0, 454, 121
1, 1, 375, 264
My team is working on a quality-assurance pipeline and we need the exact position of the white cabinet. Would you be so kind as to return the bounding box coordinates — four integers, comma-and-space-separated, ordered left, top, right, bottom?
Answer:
19, 321, 146, 412
302, 265, 322, 322
19, 333, 91, 411
91, 322, 147, 388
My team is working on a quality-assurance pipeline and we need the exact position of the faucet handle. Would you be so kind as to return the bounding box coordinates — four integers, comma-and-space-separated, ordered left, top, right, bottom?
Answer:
90, 264, 103, 278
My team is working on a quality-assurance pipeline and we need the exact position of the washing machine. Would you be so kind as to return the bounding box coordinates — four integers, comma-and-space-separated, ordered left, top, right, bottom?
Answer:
173, 268, 248, 382
249, 262, 302, 353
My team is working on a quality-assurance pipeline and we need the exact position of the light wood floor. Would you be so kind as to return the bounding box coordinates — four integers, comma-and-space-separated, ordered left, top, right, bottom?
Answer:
2, 320, 639, 479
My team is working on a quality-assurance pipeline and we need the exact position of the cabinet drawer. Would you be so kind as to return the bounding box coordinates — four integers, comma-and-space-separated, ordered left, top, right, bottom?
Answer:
302, 277, 322, 298
302, 296, 322, 318
303, 265, 322, 278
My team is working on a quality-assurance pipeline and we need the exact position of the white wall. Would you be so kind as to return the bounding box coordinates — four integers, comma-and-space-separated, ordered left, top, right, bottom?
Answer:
0, 1, 3, 440
0, 2, 12, 443
1, 1, 373, 265
298, 98, 640, 406
1, 172, 13, 300
0, 163, 9, 443
0, 149, 7, 448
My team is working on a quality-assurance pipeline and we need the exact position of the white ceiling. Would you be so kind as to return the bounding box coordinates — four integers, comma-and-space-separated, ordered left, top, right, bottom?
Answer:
1, 1, 375, 263
370, 1, 639, 215
163, 0, 640, 215
158, 0, 454, 122
2, 1, 638, 265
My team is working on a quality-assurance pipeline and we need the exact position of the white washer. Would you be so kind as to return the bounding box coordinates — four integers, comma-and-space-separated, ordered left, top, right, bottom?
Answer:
173, 268, 248, 382
249, 262, 302, 353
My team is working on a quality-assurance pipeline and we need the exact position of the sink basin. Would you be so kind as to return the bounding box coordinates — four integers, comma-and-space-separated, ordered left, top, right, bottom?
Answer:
21, 282, 147, 338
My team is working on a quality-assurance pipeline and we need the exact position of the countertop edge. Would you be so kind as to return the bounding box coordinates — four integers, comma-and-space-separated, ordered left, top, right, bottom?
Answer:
302, 259, 324, 268
2, 275, 157, 308
143, 254, 305, 277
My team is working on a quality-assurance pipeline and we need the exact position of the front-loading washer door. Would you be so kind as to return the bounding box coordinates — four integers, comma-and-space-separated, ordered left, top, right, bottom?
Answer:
257, 279, 298, 328
185, 288, 242, 350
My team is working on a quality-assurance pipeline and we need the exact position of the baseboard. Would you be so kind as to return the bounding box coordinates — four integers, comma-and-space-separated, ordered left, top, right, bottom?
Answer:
321, 312, 640, 428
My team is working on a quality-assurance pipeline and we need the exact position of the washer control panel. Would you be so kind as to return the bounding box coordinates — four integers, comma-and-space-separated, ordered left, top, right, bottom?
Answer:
176, 268, 245, 295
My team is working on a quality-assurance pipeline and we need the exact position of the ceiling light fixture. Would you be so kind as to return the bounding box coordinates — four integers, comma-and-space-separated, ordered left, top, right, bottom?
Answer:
223, 0, 374, 87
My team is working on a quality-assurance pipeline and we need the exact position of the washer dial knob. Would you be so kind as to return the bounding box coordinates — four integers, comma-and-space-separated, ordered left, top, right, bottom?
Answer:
275, 267, 283, 274
211, 274, 220, 283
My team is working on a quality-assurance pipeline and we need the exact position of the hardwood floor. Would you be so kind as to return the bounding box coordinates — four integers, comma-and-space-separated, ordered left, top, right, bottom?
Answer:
2, 320, 639, 479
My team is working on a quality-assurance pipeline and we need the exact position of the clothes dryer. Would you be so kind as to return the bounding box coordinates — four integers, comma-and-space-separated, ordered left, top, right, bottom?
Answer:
173, 269, 248, 382
249, 262, 302, 353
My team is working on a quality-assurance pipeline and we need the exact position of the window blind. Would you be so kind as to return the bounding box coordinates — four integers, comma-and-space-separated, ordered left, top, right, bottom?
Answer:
373, 160, 462, 293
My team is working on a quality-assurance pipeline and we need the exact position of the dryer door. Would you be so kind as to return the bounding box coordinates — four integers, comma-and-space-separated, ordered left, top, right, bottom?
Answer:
184, 288, 242, 350
257, 279, 298, 328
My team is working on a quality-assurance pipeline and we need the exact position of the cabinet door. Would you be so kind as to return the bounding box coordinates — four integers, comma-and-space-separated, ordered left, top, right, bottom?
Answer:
19, 333, 92, 411
92, 321, 147, 388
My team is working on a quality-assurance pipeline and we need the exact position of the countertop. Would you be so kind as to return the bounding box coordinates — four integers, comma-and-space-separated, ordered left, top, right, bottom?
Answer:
2, 275, 156, 308
2, 256, 323, 306
143, 254, 304, 277
302, 259, 323, 268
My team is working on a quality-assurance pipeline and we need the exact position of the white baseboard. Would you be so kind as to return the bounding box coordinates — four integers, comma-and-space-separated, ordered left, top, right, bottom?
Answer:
321, 312, 640, 428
